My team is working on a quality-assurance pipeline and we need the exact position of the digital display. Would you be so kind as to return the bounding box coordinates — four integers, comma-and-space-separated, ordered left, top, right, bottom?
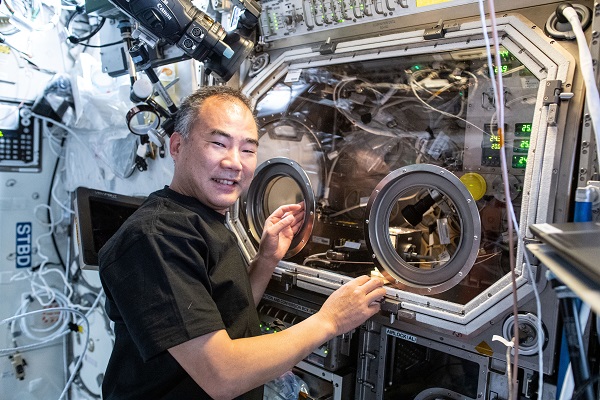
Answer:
0, 105, 21, 139
498, 49, 513, 61
512, 155, 528, 169
0, 129, 21, 139
481, 135, 501, 166
493, 64, 510, 75
513, 139, 530, 153
487, 135, 501, 150
482, 150, 500, 167
482, 125, 503, 151
515, 123, 532, 136
481, 125, 504, 167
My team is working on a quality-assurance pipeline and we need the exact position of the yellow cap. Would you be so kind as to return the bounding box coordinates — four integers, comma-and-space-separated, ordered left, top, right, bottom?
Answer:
460, 173, 487, 201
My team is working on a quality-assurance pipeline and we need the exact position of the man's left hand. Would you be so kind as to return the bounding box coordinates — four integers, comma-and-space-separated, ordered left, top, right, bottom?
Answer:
258, 202, 305, 264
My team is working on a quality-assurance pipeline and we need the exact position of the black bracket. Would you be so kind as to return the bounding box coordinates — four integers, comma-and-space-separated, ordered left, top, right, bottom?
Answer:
319, 37, 337, 55
542, 80, 563, 106
424, 19, 445, 40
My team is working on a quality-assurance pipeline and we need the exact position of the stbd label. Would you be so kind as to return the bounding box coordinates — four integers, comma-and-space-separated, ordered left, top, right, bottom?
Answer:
16, 222, 32, 268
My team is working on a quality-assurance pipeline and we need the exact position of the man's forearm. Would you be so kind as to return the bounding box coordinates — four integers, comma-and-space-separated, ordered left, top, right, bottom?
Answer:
248, 255, 279, 305
169, 312, 336, 400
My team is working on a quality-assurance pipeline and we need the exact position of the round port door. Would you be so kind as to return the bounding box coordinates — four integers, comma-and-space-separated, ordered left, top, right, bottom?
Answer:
244, 157, 316, 259
365, 164, 481, 295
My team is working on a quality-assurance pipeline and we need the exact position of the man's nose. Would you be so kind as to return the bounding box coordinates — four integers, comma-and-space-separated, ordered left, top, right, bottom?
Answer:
222, 148, 243, 170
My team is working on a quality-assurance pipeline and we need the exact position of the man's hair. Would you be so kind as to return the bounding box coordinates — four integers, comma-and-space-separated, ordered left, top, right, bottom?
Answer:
174, 86, 255, 140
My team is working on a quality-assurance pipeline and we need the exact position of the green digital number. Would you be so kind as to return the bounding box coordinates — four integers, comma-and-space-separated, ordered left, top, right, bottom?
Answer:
512, 155, 528, 168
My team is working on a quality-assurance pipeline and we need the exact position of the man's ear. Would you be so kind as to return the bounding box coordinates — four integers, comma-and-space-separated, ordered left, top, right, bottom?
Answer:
170, 132, 183, 160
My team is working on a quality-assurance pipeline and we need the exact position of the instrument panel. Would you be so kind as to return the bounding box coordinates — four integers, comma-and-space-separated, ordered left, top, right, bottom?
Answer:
233, 13, 577, 338
228, 10, 588, 398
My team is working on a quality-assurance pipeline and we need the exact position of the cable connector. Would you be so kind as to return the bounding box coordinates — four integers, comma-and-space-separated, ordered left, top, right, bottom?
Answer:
8, 352, 27, 380
68, 322, 83, 333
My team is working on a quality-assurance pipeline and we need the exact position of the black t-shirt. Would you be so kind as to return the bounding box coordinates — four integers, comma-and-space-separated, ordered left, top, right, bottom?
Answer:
99, 187, 263, 399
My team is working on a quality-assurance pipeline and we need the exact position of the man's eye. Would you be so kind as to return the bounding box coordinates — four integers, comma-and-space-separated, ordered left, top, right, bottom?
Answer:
243, 149, 257, 154
211, 142, 225, 147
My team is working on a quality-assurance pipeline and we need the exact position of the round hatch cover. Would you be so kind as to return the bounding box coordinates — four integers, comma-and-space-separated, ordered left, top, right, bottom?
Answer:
365, 164, 481, 295
245, 157, 316, 259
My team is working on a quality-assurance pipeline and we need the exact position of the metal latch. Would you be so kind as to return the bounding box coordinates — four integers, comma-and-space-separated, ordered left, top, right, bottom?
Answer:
423, 20, 460, 40
424, 19, 445, 40
318, 37, 337, 55
281, 270, 297, 291
542, 80, 563, 106
542, 80, 573, 126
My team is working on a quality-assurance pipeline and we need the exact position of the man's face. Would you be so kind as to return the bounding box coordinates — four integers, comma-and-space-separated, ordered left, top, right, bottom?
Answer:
169, 96, 259, 214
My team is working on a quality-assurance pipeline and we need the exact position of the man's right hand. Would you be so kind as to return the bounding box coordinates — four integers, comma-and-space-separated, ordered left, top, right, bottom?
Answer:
316, 275, 387, 336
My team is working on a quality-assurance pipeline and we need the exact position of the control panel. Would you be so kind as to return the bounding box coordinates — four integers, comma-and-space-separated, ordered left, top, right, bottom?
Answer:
258, 0, 478, 42
0, 103, 42, 172
462, 49, 538, 176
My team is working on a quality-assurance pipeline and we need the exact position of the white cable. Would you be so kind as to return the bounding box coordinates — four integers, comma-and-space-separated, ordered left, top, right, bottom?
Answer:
562, 6, 600, 170
43, 123, 66, 158
478, 0, 543, 397
408, 73, 486, 135
1, 307, 90, 400
328, 202, 367, 218
31, 112, 125, 178
13, 289, 69, 341
25, 200, 75, 308
51, 171, 75, 216
1, 288, 104, 398
4, 0, 62, 31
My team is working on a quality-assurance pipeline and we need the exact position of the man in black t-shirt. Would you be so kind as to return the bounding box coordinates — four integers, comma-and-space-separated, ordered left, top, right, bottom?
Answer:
99, 86, 386, 399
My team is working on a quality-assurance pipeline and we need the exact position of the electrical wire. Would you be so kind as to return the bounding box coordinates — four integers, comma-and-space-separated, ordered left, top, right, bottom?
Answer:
476, 2, 526, 399
328, 202, 367, 218
76, 40, 125, 48
44, 123, 66, 158
408, 71, 486, 135
47, 130, 68, 270
334, 78, 432, 138
2, 0, 62, 31
1, 307, 91, 400
31, 112, 132, 180
65, 9, 105, 45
